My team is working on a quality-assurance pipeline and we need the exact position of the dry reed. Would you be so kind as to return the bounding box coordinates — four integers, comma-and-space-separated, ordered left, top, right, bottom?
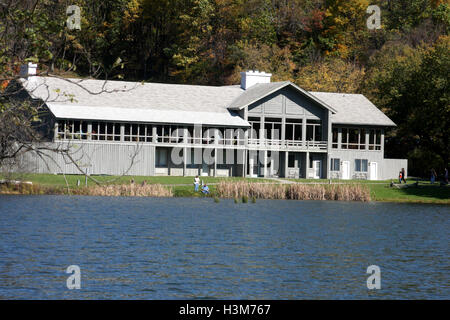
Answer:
216, 181, 371, 202
73, 184, 173, 197
0, 182, 173, 197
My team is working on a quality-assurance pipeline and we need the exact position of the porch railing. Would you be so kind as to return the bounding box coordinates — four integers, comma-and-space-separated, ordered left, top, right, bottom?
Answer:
155, 136, 328, 150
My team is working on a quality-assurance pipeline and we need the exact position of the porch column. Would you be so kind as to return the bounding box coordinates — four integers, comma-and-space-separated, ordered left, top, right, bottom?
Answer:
302, 116, 307, 145
120, 124, 125, 142
54, 122, 59, 141
152, 126, 157, 143
242, 150, 246, 178
338, 128, 342, 149
326, 153, 330, 179
214, 148, 217, 177
263, 150, 268, 178
284, 151, 289, 178
365, 130, 369, 150
183, 147, 187, 177
305, 151, 309, 179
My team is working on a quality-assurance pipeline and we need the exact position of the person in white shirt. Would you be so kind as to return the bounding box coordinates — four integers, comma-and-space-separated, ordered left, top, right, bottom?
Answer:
194, 176, 200, 192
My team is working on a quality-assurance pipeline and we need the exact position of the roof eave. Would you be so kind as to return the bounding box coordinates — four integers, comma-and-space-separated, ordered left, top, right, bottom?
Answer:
332, 121, 397, 127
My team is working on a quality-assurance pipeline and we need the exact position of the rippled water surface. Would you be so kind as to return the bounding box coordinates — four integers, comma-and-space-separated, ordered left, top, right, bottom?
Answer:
0, 195, 448, 299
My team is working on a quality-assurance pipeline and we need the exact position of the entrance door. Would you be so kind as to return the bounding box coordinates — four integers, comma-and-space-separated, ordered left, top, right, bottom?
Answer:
313, 160, 321, 179
370, 162, 378, 180
342, 161, 350, 180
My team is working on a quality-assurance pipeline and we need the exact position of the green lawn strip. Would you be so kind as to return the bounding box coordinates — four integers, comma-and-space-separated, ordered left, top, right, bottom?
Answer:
2, 174, 269, 188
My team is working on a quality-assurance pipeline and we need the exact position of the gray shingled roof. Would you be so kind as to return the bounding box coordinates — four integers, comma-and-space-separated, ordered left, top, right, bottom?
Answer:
309, 92, 396, 127
21, 76, 395, 128
228, 81, 338, 113
22, 77, 248, 127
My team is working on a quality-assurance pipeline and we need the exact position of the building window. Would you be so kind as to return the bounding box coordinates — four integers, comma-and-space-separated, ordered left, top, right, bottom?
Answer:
340, 128, 367, 150
369, 129, 382, 150
155, 149, 168, 167
341, 128, 348, 149
306, 120, 322, 141
332, 128, 338, 149
56, 120, 88, 140
330, 158, 340, 171
248, 117, 261, 140
264, 118, 282, 140
285, 118, 303, 141
355, 159, 368, 172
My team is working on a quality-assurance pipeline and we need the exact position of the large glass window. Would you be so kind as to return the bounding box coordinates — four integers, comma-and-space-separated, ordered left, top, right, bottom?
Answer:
285, 118, 303, 141
369, 129, 382, 150
340, 128, 367, 150
332, 128, 338, 149
248, 117, 261, 140
306, 120, 322, 141
264, 118, 282, 140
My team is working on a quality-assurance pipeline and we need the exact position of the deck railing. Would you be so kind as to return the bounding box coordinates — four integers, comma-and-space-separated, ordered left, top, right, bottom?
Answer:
56, 135, 328, 150
156, 136, 328, 150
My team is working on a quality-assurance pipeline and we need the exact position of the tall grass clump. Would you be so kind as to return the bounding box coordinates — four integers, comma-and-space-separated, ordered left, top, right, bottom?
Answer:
216, 181, 370, 202
216, 181, 287, 200
0, 182, 64, 195
72, 184, 173, 197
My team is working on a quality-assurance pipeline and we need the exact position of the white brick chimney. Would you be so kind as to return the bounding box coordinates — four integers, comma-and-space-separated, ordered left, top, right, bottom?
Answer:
240, 70, 272, 90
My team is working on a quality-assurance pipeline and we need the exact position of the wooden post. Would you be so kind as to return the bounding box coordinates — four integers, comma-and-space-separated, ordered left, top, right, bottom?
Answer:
183, 147, 187, 177
214, 148, 217, 177
285, 151, 289, 178
305, 151, 309, 179
152, 126, 157, 143
243, 149, 246, 178
264, 150, 268, 178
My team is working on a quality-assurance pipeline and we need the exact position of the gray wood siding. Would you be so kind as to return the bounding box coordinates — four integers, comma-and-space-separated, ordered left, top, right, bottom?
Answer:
248, 87, 325, 120
20, 142, 155, 176
264, 93, 283, 114
248, 101, 263, 114
328, 149, 407, 180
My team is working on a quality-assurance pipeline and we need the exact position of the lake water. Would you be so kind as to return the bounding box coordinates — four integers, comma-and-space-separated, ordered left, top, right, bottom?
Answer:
0, 195, 448, 299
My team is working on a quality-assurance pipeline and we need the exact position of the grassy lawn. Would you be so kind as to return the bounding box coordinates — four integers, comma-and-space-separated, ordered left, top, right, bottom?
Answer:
2, 173, 268, 188
367, 183, 450, 204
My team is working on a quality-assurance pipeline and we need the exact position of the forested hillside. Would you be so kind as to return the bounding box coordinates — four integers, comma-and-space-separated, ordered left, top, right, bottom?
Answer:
1, 0, 449, 176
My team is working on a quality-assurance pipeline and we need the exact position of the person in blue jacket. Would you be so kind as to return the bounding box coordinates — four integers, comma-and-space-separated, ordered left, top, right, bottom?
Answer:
201, 183, 210, 194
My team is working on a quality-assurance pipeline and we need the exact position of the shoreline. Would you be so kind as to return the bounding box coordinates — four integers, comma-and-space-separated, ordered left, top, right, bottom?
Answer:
1, 185, 448, 205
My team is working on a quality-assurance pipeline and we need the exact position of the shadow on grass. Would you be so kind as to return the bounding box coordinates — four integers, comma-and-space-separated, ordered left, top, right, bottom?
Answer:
398, 185, 450, 200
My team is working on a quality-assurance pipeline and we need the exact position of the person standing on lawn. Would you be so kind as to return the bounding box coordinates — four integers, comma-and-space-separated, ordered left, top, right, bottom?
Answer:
194, 176, 200, 192
401, 168, 407, 184
431, 168, 437, 184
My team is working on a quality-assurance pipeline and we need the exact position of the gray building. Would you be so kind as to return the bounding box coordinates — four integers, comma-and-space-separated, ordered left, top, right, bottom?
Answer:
16, 67, 407, 180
